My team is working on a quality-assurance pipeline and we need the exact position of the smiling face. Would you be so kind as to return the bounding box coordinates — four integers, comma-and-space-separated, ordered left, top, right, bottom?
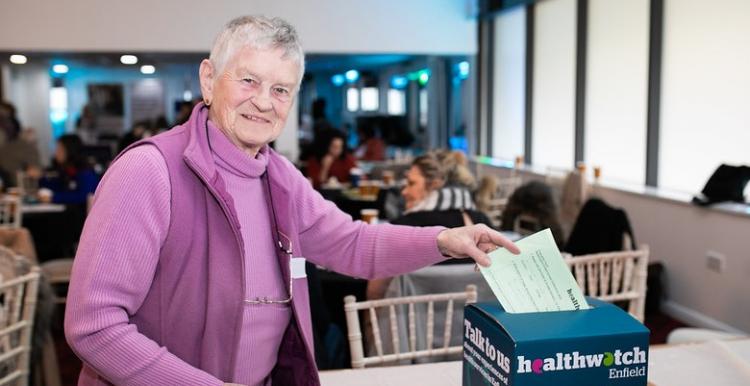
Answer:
199, 45, 300, 156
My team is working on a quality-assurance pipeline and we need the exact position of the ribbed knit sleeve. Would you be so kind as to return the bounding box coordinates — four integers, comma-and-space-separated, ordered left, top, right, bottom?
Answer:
279, 157, 449, 279
64, 145, 223, 386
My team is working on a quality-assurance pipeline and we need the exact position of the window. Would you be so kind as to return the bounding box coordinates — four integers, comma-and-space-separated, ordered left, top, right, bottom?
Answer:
584, 0, 649, 185
361, 87, 379, 111
531, 0, 577, 171
491, 6, 526, 160
387, 89, 405, 115
419, 89, 428, 128
659, 0, 750, 193
346, 88, 359, 112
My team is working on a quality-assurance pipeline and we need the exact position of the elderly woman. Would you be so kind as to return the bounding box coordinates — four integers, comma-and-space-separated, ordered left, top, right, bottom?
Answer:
65, 16, 518, 386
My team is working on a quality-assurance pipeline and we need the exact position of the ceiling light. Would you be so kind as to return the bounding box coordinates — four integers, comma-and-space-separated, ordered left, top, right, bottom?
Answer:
390, 75, 408, 89
140, 65, 155, 74
345, 70, 360, 83
331, 74, 345, 87
9, 55, 27, 64
52, 64, 69, 74
120, 55, 138, 65
458, 61, 470, 78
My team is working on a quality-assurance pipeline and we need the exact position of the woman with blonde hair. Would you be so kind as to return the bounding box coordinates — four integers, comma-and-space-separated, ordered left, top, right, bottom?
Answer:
368, 152, 496, 300
434, 149, 475, 189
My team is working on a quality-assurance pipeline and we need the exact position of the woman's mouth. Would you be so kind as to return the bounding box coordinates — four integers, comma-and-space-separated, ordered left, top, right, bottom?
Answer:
241, 113, 270, 123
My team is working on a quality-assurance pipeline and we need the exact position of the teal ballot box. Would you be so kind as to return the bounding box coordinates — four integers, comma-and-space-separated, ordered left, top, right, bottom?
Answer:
462, 298, 649, 386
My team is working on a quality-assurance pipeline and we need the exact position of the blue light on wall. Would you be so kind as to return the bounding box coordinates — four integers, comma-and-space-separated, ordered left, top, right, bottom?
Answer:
417, 69, 430, 86
331, 74, 346, 86
345, 70, 360, 83
52, 64, 69, 74
449, 136, 468, 153
49, 86, 68, 138
390, 75, 408, 89
457, 61, 470, 79
50, 110, 68, 124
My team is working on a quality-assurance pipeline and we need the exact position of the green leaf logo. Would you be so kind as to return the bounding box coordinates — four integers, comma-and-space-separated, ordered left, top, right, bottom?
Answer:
603, 352, 614, 367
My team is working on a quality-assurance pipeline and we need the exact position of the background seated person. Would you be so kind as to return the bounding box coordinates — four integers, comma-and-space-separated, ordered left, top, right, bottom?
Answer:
0, 129, 41, 187
0, 105, 41, 187
39, 134, 99, 205
117, 121, 152, 155
369, 152, 494, 300
434, 149, 475, 190
500, 180, 565, 247
355, 124, 386, 161
305, 129, 356, 189
393, 152, 491, 228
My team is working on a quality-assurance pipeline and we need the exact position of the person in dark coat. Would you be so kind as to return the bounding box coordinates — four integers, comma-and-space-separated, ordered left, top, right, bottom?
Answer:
564, 198, 636, 255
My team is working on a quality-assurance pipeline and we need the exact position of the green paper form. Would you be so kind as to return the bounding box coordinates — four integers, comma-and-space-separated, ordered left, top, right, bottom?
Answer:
479, 228, 590, 313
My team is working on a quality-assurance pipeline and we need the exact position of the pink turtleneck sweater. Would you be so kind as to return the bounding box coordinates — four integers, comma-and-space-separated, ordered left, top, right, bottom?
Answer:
205, 122, 290, 385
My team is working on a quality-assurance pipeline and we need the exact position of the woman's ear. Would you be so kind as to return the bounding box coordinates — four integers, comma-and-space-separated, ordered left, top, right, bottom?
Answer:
199, 59, 215, 105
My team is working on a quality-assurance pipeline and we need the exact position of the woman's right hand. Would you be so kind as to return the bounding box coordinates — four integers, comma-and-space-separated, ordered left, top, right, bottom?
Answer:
319, 154, 335, 183
321, 154, 334, 169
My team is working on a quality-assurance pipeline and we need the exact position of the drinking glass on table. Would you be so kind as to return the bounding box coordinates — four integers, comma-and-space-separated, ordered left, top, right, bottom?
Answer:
382, 170, 395, 186
360, 209, 379, 224
38, 188, 53, 203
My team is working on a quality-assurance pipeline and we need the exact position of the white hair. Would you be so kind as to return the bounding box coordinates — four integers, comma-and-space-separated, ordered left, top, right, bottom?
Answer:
209, 15, 305, 86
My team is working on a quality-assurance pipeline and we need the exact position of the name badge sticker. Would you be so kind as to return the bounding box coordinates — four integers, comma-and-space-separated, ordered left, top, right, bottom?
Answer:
291, 257, 307, 279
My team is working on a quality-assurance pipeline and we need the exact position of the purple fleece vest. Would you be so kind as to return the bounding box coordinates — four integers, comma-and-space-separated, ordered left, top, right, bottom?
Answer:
127, 104, 319, 385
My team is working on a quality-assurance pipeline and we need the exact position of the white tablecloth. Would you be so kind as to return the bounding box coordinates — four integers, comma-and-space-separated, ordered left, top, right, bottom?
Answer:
648, 339, 750, 386
320, 361, 461, 386
320, 339, 750, 386
21, 203, 65, 214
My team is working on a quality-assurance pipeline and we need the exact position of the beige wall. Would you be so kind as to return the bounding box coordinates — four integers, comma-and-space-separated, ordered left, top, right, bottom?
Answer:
596, 188, 750, 334
474, 161, 750, 334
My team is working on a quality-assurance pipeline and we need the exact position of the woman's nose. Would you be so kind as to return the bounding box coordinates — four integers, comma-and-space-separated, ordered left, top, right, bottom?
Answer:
250, 90, 273, 112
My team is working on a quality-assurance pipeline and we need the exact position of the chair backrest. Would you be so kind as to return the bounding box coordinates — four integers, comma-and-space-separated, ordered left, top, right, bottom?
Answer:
382, 265, 498, 359
513, 213, 541, 236
15, 172, 38, 199
483, 176, 523, 228
0, 246, 40, 386
499, 180, 564, 244
40, 258, 74, 304
0, 197, 22, 229
564, 247, 649, 322
495, 175, 523, 199
344, 284, 477, 369
559, 171, 590, 236
0, 228, 37, 266
545, 166, 569, 194
86, 193, 95, 214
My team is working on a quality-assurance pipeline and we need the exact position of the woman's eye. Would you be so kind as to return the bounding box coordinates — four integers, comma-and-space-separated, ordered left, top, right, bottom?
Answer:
274, 87, 289, 95
242, 78, 257, 84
